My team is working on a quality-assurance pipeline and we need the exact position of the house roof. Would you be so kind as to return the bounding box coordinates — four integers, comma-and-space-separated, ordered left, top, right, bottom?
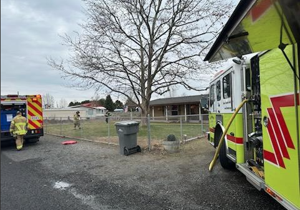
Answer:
150, 94, 208, 106
125, 99, 138, 107
43, 108, 83, 111
70, 103, 105, 109
94, 107, 106, 110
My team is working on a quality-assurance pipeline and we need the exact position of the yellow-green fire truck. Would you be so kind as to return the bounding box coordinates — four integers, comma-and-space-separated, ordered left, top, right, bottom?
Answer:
204, 0, 299, 209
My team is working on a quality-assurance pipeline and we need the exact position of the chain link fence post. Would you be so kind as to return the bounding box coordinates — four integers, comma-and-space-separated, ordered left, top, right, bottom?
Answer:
201, 114, 204, 135
80, 118, 83, 138
44, 117, 47, 134
180, 116, 183, 142
60, 117, 62, 136
108, 116, 111, 144
147, 114, 151, 151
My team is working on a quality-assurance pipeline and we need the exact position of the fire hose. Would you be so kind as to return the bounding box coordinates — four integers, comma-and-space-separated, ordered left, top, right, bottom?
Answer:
209, 99, 248, 171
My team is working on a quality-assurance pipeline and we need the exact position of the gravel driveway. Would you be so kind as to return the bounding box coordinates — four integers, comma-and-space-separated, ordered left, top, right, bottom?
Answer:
1, 135, 284, 210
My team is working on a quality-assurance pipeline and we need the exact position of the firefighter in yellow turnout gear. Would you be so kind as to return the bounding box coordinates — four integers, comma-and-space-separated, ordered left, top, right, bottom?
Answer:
73, 111, 81, 129
10, 111, 28, 151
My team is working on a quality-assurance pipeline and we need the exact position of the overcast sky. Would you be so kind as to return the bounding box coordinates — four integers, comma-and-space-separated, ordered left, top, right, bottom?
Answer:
1, 0, 236, 106
1, 0, 94, 105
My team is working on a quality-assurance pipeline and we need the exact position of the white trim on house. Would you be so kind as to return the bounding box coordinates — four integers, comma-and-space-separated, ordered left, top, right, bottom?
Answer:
44, 106, 107, 119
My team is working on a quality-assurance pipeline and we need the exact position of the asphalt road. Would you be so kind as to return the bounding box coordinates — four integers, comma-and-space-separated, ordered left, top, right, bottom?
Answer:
1, 135, 285, 210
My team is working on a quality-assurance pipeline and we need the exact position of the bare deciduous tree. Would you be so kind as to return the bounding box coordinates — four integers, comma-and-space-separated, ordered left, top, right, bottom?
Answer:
57, 98, 68, 108
42, 93, 55, 109
48, 0, 232, 120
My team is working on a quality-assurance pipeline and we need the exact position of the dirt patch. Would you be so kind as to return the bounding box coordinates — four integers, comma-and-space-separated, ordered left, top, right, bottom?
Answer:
64, 135, 165, 151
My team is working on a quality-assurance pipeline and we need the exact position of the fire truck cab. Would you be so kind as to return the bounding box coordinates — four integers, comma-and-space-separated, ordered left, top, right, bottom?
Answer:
208, 54, 256, 167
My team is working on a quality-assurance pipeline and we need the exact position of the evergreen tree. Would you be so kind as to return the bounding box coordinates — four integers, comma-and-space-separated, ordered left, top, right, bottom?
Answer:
68, 101, 80, 106
114, 100, 124, 109
81, 100, 90, 104
98, 98, 106, 106
105, 95, 115, 111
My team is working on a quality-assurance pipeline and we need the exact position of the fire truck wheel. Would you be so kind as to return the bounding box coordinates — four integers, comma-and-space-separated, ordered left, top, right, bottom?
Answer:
219, 133, 235, 170
26, 138, 39, 144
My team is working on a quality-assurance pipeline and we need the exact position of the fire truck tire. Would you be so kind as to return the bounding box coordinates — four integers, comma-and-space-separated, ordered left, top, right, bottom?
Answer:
214, 129, 222, 148
26, 138, 39, 144
219, 133, 235, 170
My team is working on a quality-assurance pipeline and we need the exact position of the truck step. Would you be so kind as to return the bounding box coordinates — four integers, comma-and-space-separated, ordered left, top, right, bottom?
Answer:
236, 163, 265, 191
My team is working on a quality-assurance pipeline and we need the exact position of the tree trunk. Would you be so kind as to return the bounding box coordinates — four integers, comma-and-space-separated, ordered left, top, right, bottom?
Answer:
140, 98, 151, 126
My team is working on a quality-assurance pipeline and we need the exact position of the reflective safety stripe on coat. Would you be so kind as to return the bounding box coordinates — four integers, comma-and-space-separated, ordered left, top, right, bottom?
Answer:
10, 115, 27, 135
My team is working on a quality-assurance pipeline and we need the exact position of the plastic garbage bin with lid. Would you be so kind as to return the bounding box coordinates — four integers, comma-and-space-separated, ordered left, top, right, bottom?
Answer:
115, 121, 141, 155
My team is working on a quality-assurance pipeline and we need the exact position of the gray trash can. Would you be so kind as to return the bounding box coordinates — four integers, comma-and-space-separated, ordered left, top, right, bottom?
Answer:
115, 121, 141, 156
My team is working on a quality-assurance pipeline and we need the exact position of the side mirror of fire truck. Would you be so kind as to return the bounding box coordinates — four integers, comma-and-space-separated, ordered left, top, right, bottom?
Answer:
200, 98, 209, 110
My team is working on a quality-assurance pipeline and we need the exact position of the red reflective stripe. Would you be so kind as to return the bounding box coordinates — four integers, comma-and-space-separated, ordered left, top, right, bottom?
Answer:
28, 110, 40, 123
28, 110, 42, 127
227, 135, 235, 142
28, 120, 39, 129
28, 102, 42, 116
235, 137, 243, 144
270, 94, 297, 149
267, 108, 290, 159
28, 109, 34, 116
226, 135, 243, 144
35, 100, 42, 108
251, 0, 272, 22
0, 98, 26, 101
266, 113, 285, 168
28, 110, 40, 119
28, 110, 42, 128
31, 98, 42, 107
264, 150, 278, 165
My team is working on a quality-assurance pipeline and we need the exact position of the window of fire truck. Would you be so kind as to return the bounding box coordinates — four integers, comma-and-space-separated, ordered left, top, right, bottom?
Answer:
216, 80, 221, 101
222, 73, 231, 99
209, 84, 215, 107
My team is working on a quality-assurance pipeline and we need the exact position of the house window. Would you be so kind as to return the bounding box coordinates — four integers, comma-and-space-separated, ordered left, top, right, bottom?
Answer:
171, 105, 178, 115
209, 84, 215, 107
223, 73, 231, 99
216, 80, 221, 101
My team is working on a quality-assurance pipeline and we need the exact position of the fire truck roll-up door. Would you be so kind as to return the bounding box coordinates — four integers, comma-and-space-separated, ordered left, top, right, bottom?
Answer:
1, 101, 27, 130
204, 0, 300, 209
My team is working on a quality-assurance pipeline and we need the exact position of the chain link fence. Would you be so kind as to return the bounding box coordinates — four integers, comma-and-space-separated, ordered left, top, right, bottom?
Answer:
44, 113, 209, 150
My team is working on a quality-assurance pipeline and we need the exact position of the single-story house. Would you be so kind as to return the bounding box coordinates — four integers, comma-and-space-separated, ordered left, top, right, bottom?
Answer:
43, 108, 86, 120
44, 103, 107, 119
149, 94, 208, 122
124, 99, 139, 112
70, 103, 107, 118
